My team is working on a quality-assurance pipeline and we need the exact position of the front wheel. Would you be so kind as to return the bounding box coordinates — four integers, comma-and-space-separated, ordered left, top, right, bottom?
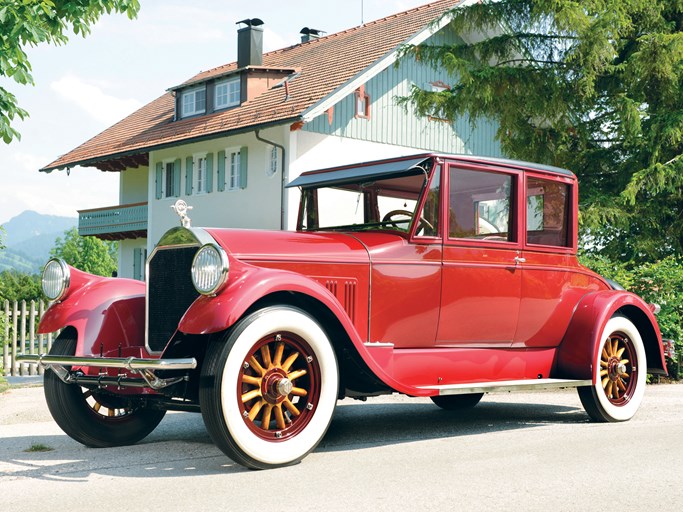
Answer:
577, 316, 646, 422
200, 306, 339, 470
44, 334, 166, 447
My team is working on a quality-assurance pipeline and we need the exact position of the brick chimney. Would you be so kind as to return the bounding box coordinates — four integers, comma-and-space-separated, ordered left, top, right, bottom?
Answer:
237, 18, 264, 67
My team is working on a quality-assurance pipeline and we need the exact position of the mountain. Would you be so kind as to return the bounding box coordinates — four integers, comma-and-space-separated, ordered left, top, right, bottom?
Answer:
0, 211, 77, 274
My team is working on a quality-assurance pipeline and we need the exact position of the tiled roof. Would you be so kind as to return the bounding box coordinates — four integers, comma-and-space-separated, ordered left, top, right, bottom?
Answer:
42, 0, 463, 172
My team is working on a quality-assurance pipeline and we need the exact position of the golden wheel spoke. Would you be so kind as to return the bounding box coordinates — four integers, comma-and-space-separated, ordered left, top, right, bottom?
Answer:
273, 342, 285, 366
616, 347, 625, 359
249, 356, 266, 376
242, 374, 261, 386
274, 404, 286, 430
291, 386, 308, 397
601, 376, 610, 389
616, 378, 626, 392
600, 369, 608, 377
93, 402, 102, 413
288, 369, 307, 382
261, 345, 272, 369
108, 408, 116, 417
602, 347, 610, 360
261, 405, 273, 430
248, 400, 265, 421
620, 358, 630, 366
283, 398, 300, 417
600, 360, 608, 368
282, 352, 300, 372
242, 389, 262, 403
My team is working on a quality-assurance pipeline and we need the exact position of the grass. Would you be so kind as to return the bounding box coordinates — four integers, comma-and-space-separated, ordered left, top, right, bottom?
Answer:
24, 443, 54, 453
0, 375, 8, 394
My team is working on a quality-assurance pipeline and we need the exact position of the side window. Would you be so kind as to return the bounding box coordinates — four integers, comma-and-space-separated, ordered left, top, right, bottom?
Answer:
526, 177, 571, 247
415, 167, 440, 237
449, 167, 514, 242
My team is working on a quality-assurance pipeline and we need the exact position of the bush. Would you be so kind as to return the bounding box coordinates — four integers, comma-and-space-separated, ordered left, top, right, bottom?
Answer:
580, 254, 683, 379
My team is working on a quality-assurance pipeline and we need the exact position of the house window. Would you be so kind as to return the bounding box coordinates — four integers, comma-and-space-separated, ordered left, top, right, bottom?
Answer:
194, 155, 208, 194
267, 146, 278, 177
181, 86, 206, 117
355, 85, 370, 118
133, 247, 147, 281
227, 149, 241, 190
164, 162, 178, 198
215, 78, 240, 109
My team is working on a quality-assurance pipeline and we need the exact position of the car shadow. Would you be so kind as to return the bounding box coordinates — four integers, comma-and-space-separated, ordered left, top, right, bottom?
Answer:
0, 396, 588, 480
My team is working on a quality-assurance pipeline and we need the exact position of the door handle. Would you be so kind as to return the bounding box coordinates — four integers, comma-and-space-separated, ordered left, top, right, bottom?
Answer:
514, 256, 526, 264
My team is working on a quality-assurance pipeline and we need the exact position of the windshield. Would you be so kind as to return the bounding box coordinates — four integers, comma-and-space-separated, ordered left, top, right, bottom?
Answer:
297, 168, 433, 233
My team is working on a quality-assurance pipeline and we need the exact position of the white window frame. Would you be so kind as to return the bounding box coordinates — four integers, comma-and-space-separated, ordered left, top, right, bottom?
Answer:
215, 78, 240, 109
226, 148, 241, 191
162, 160, 177, 198
181, 86, 206, 117
193, 152, 208, 194
267, 145, 278, 177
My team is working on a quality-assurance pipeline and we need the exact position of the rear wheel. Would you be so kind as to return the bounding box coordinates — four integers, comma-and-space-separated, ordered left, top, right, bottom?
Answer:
430, 393, 484, 411
200, 306, 338, 470
577, 316, 646, 422
44, 334, 166, 447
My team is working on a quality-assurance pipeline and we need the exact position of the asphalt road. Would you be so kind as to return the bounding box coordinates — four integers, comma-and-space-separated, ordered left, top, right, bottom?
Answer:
1, 382, 682, 512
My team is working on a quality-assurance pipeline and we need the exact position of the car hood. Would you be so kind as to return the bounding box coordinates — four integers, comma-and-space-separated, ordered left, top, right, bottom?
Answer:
203, 228, 408, 264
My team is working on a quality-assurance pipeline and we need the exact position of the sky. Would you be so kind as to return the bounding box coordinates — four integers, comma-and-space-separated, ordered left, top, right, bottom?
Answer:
0, 0, 431, 225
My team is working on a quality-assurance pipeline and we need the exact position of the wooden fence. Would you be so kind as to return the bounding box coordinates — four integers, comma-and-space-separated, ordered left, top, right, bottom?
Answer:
1, 300, 56, 377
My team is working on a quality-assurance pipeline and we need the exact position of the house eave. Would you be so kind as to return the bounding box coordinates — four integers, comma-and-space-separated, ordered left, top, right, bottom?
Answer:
40, 117, 299, 173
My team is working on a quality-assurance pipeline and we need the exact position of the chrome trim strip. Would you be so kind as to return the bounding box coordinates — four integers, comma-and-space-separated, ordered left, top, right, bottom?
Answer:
418, 378, 593, 396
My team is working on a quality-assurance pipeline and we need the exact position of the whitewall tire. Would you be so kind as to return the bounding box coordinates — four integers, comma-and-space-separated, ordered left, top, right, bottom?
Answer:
200, 306, 339, 469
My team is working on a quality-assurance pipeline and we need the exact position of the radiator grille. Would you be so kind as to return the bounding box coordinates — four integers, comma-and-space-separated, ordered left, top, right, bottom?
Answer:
147, 246, 199, 352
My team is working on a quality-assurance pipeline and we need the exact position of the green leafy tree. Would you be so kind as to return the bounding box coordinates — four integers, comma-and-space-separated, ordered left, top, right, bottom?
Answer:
50, 227, 117, 277
0, 270, 41, 303
0, 0, 140, 142
400, 0, 683, 263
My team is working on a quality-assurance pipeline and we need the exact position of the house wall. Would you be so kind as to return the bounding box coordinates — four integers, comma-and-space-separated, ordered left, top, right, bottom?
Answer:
120, 166, 148, 204
147, 126, 287, 250
303, 28, 502, 157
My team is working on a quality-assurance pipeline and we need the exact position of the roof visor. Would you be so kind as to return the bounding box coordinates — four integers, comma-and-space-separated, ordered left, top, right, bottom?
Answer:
286, 156, 433, 189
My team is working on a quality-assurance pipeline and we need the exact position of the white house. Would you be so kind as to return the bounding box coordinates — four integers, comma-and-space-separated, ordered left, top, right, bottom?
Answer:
41, 0, 502, 279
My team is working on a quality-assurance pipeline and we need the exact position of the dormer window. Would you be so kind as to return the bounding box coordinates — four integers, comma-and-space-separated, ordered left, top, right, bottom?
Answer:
215, 78, 241, 109
355, 84, 370, 119
181, 86, 206, 117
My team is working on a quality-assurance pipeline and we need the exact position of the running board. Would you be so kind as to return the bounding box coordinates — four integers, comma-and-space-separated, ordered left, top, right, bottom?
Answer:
419, 378, 592, 396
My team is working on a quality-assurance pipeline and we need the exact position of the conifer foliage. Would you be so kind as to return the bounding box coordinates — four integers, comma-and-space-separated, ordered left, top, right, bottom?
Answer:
402, 0, 683, 262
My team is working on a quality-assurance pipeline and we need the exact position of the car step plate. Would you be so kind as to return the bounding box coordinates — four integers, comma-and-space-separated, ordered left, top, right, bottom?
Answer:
419, 378, 592, 396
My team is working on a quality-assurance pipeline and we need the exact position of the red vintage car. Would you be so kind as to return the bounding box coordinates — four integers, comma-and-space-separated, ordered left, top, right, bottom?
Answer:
21, 154, 667, 469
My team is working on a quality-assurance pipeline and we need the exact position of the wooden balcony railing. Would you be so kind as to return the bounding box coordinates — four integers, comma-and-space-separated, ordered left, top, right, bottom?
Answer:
78, 202, 148, 240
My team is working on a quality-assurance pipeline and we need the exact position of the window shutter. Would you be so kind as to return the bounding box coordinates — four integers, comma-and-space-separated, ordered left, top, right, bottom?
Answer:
206, 153, 214, 193
239, 146, 248, 189
133, 248, 142, 281
185, 156, 193, 195
155, 162, 163, 199
217, 150, 226, 192
173, 158, 181, 197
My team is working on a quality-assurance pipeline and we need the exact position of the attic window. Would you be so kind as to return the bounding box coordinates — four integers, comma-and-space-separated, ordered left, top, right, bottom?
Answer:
355, 85, 370, 119
215, 78, 240, 109
181, 86, 206, 117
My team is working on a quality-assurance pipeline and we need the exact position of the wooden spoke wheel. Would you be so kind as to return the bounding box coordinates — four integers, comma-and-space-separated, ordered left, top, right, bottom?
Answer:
578, 316, 646, 422
200, 306, 338, 470
44, 333, 166, 447
239, 333, 321, 441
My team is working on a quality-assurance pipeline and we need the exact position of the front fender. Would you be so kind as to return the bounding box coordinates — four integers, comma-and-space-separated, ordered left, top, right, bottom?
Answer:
39, 275, 146, 358
555, 290, 666, 381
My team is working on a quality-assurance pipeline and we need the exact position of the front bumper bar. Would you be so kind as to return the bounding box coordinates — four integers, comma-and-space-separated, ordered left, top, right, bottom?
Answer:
17, 354, 197, 390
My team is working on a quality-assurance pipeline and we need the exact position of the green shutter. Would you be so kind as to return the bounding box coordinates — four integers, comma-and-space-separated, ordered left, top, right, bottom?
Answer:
133, 248, 142, 281
206, 153, 213, 193
155, 162, 163, 199
239, 146, 248, 189
173, 158, 181, 197
185, 156, 193, 195
217, 150, 226, 192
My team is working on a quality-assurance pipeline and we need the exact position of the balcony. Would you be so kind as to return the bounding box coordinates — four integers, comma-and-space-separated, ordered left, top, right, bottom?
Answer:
78, 202, 148, 241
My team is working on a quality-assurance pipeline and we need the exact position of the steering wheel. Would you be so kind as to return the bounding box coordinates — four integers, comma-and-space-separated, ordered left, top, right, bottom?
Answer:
382, 209, 434, 234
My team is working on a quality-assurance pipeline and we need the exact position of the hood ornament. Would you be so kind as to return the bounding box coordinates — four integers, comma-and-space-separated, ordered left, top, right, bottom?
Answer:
171, 199, 193, 228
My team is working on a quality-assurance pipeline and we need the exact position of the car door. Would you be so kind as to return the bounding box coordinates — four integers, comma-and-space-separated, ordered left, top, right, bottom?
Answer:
436, 163, 523, 347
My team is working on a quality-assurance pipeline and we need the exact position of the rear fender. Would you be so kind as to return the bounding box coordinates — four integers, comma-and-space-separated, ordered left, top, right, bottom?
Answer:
39, 269, 146, 358
556, 290, 667, 381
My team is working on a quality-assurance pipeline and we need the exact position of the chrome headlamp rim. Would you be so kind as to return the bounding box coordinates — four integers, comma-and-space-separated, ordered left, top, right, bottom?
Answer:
42, 258, 71, 302
191, 243, 230, 296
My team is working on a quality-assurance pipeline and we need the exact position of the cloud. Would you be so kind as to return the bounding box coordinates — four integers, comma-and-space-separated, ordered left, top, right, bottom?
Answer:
50, 75, 143, 125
